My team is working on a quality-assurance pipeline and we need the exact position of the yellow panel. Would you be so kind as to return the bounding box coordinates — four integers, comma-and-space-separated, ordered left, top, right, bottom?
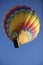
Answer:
9, 19, 16, 33
28, 13, 37, 26
19, 12, 25, 22
29, 17, 40, 31
25, 12, 32, 22
32, 23, 40, 33
33, 17, 39, 27
23, 12, 32, 28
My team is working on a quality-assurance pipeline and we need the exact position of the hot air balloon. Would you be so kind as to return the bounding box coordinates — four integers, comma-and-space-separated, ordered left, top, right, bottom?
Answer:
2, 6, 40, 48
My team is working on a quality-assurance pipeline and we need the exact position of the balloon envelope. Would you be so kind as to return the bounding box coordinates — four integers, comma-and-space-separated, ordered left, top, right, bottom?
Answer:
2, 6, 40, 47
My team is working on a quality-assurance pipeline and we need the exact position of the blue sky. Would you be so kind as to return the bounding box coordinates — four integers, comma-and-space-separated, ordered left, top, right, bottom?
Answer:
0, 0, 43, 65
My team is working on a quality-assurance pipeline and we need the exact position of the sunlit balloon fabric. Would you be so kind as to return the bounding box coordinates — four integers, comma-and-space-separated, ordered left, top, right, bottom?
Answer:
2, 6, 40, 47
